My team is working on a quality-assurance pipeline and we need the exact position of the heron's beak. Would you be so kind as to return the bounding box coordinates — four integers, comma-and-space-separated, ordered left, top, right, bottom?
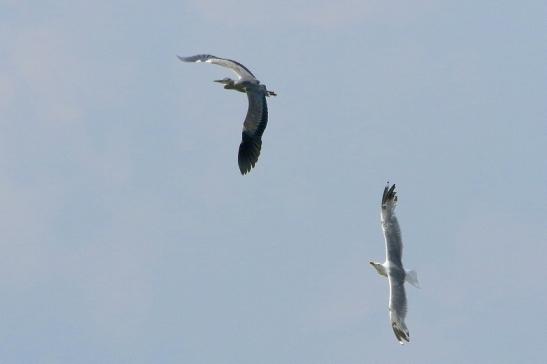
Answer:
214, 79, 227, 84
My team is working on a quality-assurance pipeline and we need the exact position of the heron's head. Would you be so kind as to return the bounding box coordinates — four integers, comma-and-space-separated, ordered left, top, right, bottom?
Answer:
214, 77, 234, 85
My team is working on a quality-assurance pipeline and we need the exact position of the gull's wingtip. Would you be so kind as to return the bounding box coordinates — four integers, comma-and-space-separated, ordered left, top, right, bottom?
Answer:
382, 182, 397, 205
392, 323, 410, 345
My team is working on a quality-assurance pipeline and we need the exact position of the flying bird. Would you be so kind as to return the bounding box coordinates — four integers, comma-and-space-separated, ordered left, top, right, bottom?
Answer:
369, 183, 419, 344
177, 54, 276, 175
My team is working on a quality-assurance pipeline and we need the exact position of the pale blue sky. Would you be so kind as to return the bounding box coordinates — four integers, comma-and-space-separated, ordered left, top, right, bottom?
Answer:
1, 0, 546, 363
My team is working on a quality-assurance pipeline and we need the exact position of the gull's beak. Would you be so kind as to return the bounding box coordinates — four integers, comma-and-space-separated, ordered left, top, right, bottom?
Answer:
369, 261, 374, 266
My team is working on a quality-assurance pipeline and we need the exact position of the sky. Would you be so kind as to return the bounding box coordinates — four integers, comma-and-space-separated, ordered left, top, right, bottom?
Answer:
0, 0, 546, 363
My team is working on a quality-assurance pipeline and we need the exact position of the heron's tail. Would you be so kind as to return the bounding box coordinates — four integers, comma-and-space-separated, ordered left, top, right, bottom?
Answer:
405, 270, 420, 288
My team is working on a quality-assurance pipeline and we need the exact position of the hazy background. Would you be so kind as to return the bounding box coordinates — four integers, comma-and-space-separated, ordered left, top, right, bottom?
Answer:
1, 0, 545, 363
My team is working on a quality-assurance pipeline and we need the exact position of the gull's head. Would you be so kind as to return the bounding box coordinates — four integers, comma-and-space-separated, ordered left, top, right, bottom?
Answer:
369, 261, 387, 276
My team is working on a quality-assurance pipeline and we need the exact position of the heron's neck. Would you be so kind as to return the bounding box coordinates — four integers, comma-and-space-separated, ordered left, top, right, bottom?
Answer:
224, 83, 247, 93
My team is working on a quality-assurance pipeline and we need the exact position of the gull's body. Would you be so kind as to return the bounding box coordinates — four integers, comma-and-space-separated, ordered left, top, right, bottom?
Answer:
177, 54, 276, 175
370, 184, 419, 344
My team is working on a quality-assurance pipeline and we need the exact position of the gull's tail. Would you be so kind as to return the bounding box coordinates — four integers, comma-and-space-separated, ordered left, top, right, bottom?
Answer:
405, 270, 420, 288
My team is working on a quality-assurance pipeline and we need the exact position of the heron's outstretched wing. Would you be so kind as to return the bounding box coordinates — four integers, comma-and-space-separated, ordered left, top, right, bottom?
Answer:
177, 54, 256, 80
388, 267, 409, 343
238, 89, 268, 174
382, 184, 403, 267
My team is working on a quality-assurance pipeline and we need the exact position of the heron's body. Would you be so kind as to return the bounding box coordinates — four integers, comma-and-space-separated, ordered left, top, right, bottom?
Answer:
370, 184, 419, 344
177, 54, 276, 174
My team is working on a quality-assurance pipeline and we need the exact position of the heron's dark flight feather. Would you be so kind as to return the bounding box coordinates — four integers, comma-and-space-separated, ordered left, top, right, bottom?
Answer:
238, 90, 268, 174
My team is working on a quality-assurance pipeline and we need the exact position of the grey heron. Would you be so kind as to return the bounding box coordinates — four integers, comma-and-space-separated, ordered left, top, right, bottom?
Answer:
177, 54, 276, 175
370, 183, 419, 344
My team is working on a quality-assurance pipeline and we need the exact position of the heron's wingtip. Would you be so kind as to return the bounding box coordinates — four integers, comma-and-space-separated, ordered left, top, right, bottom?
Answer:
238, 133, 262, 175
